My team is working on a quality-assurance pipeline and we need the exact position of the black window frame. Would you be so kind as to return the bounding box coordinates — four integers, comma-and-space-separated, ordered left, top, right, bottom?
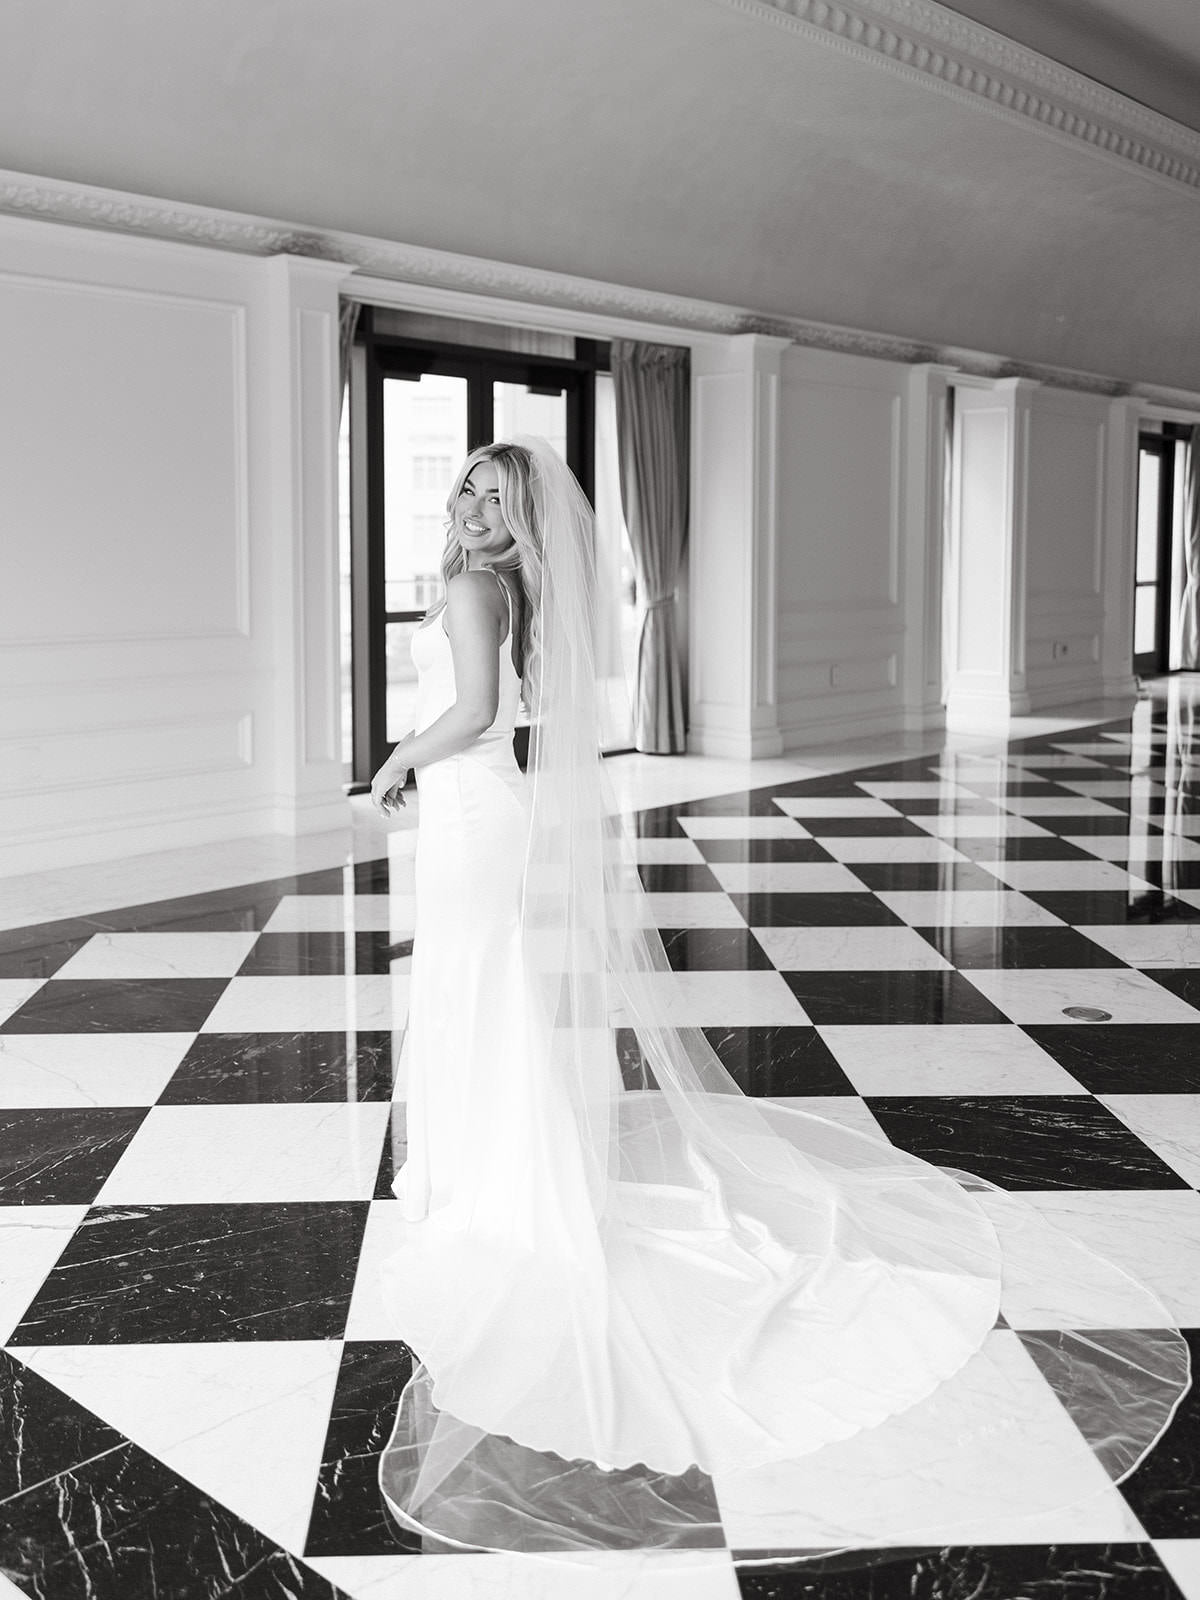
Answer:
346, 309, 609, 786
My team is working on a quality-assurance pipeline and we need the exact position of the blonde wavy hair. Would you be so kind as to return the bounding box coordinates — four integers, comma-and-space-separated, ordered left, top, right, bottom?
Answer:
439, 443, 544, 708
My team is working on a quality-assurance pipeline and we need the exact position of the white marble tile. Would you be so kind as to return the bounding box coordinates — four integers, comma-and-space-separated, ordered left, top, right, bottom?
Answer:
908, 814, 1053, 838
761, 1096, 888, 1143
264, 894, 415, 934
1100, 1094, 1200, 1187
818, 836, 969, 864
1077, 923, 1200, 967
711, 1330, 1141, 1549
975, 860, 1153, 892
54, 931, 260, 981
96, 1103, 392, 1203
677, 815, 808, 838
1016, 1189, 1200, 1326
1179, 890, 1200, 911
773, 797, 902, 818
201, 974, 405, 1032
752, 926, 951, 971
1050, 741, 1138, 756
639, 893, 747, 929
706, 862, 865, 894
960, 967, 1200, 1025
1156, 1540, 1200, 1600
873, 890, 1063, 928
18, 1341, 342, 1555
306, 1551, 741, 1599
0, 1206, 88, 1343
997, 795, 1128, 817
628, 837, 704, 863
1060, 834, 1200, 862
613, 971, 808, 1027
343, 1198, 407, 1341
0, 1032, 193, 1108
0, 979, 44, 1025
1162, 816, 1200, 837
819, 1025, 1083, 1095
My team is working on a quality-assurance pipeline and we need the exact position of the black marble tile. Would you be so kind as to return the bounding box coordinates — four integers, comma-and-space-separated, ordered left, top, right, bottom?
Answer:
883, 796, 1004, 816
985, 780, 1072, 797
0, 1353, 344, 1600
10, 1202, 369, 1344
0, 978, 228, 1033
351, 858, 392, 894
305, 1339, 421, 1556
0, 1108, 147, 1204
235, 932, 404, 976
1037, 814, 1161, 836
676, 791, 791, 817
702, 1027, 855, 1096
798, 817, 923, 837
694, 837, 836, 864
0, 933, 90, 980
755, 777, 868, 798
733, 1542, 1186, 1597
863, 1095, 1190, 1189
659, 928, 774, 971
1026, 890, 1200, 925
918, 926, 1129, 970
289, 865, 359, 895
1134, 861, 1200, 891
847, 861, 1008, 893
1021, 1023, 1200, 1093
948, 835, 1095, 862
160, 1031, 397, 1104
637, 862, 722, 893
631, 805, 685, 837
1145, 969, 1200, 1010
784, 972, 1008, 1026
732, 893, 903, 928
373, 1104, 406, 1198
1112, 1327, 1200, 1539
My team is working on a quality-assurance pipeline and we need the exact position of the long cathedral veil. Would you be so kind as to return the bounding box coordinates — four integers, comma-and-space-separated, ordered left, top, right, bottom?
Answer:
378, 436, 1190, 1563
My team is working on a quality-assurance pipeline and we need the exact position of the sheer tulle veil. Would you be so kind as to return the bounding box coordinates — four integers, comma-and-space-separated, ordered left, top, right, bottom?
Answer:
377, 435, 1191, 1563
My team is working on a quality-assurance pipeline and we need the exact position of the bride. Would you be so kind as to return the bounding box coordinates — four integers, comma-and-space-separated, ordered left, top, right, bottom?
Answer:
369, 436, 1189, 1562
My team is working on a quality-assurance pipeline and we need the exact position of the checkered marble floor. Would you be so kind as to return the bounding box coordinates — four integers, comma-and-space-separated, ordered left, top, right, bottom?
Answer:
1, 705, 1199, 1600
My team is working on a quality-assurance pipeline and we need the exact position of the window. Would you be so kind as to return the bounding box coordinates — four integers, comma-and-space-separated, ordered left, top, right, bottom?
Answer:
412, 455, 453, 493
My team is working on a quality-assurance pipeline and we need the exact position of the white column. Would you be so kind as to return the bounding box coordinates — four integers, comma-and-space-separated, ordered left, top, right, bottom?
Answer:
902, 363, 955, 730
260, 254, 352, 835
944, 378, 1038, 728
688, 333, 790, 759
1100, 397, 1142, 701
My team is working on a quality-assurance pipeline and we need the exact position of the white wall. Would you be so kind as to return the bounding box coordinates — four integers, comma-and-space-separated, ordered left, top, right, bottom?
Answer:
0, 215, 348, 875
773, 348, 947, 748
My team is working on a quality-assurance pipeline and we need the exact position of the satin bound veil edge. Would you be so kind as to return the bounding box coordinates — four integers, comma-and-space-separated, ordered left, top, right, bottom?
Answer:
376, 434, 1192, 1564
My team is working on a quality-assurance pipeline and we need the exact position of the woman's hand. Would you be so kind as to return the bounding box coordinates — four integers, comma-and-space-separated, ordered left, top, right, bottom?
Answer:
370, 746, 412, 817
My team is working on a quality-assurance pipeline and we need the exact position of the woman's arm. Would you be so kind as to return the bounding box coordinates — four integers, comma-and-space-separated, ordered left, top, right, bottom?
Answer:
370, 572, 504, 813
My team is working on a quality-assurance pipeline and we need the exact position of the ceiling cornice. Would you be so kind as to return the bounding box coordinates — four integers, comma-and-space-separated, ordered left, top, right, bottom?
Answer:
717, 0, 1200, 193
1, 172, 1198, 412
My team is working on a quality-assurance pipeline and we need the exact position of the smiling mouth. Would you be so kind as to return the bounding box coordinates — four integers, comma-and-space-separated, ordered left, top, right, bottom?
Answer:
462, 518, 487, 534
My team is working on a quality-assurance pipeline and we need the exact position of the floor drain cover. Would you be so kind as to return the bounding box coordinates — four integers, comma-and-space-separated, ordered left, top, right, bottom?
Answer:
1062, 1005, 1113, 1022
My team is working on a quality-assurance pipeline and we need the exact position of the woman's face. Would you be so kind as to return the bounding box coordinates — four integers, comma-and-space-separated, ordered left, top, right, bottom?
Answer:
455, 459, 515, 565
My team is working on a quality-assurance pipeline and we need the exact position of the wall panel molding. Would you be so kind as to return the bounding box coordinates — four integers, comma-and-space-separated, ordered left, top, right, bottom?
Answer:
4, 174, 1200, 409
718, 0, 1200, 194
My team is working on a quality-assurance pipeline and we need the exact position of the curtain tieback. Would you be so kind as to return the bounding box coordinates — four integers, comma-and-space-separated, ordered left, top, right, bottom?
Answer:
644, 593, 677, 611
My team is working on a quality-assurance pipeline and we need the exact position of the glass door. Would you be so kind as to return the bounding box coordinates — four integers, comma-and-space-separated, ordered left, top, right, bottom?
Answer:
345, 315, 637, 785
1133, 429, 1189, 677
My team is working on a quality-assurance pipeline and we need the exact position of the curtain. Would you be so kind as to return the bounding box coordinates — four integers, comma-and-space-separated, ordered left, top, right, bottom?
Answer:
1179, 425, 1200, 670
610, 340, 690, 754
338, 300, 362, 421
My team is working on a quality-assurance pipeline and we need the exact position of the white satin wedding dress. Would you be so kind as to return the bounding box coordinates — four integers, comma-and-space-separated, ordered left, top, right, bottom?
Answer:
378, 567, 1190, 1563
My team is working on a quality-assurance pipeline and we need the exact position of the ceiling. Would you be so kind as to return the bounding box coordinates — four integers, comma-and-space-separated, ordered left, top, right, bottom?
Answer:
944, 0, 1200, 131
2, 0, 1199, 392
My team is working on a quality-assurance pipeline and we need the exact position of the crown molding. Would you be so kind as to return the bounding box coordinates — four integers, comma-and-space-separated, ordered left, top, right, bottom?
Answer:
2, 169, 1198, 413
717, 0, 1200, 194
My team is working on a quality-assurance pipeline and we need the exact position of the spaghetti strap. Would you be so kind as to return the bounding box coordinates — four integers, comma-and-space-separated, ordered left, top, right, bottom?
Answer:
488, 568, 515, 645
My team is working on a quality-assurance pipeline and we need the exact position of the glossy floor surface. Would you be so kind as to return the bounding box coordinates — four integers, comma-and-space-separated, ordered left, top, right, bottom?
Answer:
1, 684, 1199, 1599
